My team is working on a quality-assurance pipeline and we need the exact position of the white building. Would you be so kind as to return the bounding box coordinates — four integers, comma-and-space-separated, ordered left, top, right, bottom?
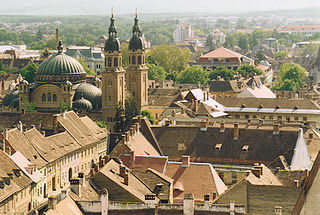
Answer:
173, 24, 194, 43
280, 25, 320, 36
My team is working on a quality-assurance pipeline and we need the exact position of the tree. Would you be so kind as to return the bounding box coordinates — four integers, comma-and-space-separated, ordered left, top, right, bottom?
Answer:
176, 65, 209, 84
205, 34, 214, 50
20, 63, 38, 83
125, 97, 139, 124
76, 58, 95, 75
208, 66, 236, 80
113, 104, 126, 132
96, 121, 107, 128
59, 102, 71, 112
273, 63, 307, 91
140, 110, 155, 125
238, 34, 249, 50
147, 63, 166, 80
149, 44, 190, 73
22, 102, 36, 113
274, 50, 288, 59
236, 64, 262, 77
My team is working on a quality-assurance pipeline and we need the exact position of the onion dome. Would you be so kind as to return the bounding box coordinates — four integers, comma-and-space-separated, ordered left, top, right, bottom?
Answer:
104, 13, 121, 52
129, 14, 144, 50
35, 40, 86, 84
1, 90, 19, 107
73, 96, 93, 112
73, 83, 102, 108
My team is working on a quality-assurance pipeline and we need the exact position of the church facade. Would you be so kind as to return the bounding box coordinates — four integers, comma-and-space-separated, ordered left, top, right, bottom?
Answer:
2, 13, 148, 123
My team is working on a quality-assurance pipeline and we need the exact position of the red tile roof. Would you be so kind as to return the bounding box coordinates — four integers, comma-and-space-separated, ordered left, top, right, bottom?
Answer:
281, 25, 320, 32
200, 47, 244, 59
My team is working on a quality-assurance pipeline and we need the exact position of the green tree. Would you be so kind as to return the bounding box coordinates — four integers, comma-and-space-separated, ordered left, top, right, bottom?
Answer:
147, 63, 166, 80
125, 97, 139, 124
113, 104, 126, 132
238, 34, 249, 50
274, 50, 288, 59
76, 58, 95, 75
140, 110, 155, 125
23, 102, 36, 113
273, 63, 307, 91
149, 45, 190, 73
236, 64, 262, 77
205, 34, 214, 50
208, 66, 236, 80
176, 65, 209, 84
96, 121, 107, 128
59, 102, 71, 112
20, 63, 38, 83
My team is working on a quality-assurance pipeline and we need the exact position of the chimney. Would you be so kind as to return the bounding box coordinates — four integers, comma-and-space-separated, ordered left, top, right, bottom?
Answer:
273, 123, 280, 135
125, 131, 130, 142
204, 194, 210, 208
90, 168, 95, 176
18, 121, 23, 132
56, 28, 59, 51
203, 92, 206, 101
124, 174, 129, 185
294, 179, 299, 187
121, 134, 126, 143
145, 194, 156, 208
200, 120, 207, 131
48, 195, 57, 210
70, 178, 81, 196
274, 206, 282, 215
194, 100, 199, 112
94, 165, 99, 173
4, 129, 8, 141
212, 192, 217, 200
62, 111, 66, 119
41, 130, 46, 136
220, 121, 225, 132
181, 155, 190, 167
120, 165, 126, 177
183, 193, 194, 215
100, 189, 108, 215
78, 172, 85, 186
305, 169, 309, 179
234, 123, 239, 140
309, 133, 313, 139
130, 151, 135, 163
135, 122, 139, 133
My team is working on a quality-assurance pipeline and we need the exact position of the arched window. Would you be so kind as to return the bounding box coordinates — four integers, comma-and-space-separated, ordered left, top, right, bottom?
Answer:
108, 79, 112, 86
132, 56, 136, 65
114, 57, 118, 67
41, 94, 46, 102
109, 95, 111, 101
53, 94, 57, 102
138, 56, 142, 64
108, 57, 112, 67
47, 93, 51, 102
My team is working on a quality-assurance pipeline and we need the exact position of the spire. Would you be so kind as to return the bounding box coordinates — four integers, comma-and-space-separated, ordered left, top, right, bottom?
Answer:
58, 40, 63, 53
132, 8, 141, 37
108, 8, 117, 38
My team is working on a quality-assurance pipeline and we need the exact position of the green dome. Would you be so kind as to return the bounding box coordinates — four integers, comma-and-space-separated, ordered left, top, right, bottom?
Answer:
73, 97, 92, 112
2, 90, 19, 107
36, 53, 86, 76
73, 83, 102, 108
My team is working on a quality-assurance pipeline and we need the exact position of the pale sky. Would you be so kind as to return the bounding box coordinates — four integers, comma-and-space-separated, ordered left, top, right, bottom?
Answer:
0, 0, 319, 15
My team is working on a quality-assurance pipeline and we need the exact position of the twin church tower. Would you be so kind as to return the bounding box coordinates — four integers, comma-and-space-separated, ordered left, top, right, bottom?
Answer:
102, 12, 148, 118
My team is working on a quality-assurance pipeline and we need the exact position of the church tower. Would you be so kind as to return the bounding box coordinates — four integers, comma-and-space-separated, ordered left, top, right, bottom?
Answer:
126, 13, 148, 109
101, 12, 126, 121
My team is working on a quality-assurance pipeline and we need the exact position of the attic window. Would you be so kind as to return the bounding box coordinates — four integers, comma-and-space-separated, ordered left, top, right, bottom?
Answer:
242, 145, 249, 152
293, 106, 298, 110
275, 105, 280, 109
258, 105, 263, 109
241, 104, 246, 108
215, 144, 222, 151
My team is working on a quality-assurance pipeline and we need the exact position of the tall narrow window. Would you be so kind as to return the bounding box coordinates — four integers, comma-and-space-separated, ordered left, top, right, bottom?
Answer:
108, 57, 112, 67
47, 93, 51, 102
138, 56, 142, 64
129, 56, 131, 64
132, 56, 136, 65
41, 94, 46, 102
53, 94, 57, 102
114, 58, 118, 67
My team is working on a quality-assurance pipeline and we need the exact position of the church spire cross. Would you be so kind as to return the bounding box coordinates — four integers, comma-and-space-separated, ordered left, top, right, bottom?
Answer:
108, 8, 117, 38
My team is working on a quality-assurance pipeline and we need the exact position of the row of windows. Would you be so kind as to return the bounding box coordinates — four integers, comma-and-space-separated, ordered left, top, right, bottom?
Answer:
42, 93, 57, 102
233, 114, 307, 121
106, 57, 121, 68
129, 55, 145, 65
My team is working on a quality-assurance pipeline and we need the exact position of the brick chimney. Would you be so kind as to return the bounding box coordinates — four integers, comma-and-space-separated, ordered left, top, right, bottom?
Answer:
124, 173, 129, 185
252, 165, 263, 178
183, 193, 194, 215
120, 165, 126, 177
200, 120, 207, 131
70, 178, 81, 196
220, 121, 225, 132
234, 123, 239, 140
125, 131, 130, 142
273, 122, 280, 135
121, 134, 126, 143
78, 172, 84, 186
182, 155, 190, 167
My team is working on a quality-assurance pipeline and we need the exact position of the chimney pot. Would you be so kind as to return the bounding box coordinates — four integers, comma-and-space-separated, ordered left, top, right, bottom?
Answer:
70, 178, 81, 196
273, 122, 280, 135
181, 155, 190, 167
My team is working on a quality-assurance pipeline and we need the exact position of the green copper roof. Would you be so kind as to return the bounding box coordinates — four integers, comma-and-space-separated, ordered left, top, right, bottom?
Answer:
73, 97, 93, 111
73, 83, 102, 108
36, 52, 86, 75
105, 13, 121, 52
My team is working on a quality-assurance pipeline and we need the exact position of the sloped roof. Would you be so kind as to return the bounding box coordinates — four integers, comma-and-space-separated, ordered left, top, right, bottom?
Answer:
151, 124, 300, 165
201, 47, 244, 59
290, 128, 312, 170
0, 150, 32, 202
246, 164, 282, 186
281, 25, 320, 32
236, 85, 276, 99
90, 159, 155, 203
164, 161, 227, 201
44, 195, 84, 215
120, 155, 168, 173
209, 80, 241, 93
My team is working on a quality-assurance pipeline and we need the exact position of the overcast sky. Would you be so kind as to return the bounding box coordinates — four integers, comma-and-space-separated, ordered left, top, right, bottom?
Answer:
0, 0, 319, 15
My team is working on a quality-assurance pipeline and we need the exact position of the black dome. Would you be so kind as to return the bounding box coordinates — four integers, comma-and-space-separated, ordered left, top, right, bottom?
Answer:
129, 37, 144, 50
105, 37, 121, 52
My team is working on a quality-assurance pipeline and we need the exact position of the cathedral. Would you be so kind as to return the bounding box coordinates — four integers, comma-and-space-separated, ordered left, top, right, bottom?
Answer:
1, 13, 148, 122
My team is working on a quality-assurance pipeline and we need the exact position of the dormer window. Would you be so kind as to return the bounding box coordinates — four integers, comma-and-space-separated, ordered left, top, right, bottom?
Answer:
215, 144, 222, 151
275, 105, 280, 109
242, 145, 249, 153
